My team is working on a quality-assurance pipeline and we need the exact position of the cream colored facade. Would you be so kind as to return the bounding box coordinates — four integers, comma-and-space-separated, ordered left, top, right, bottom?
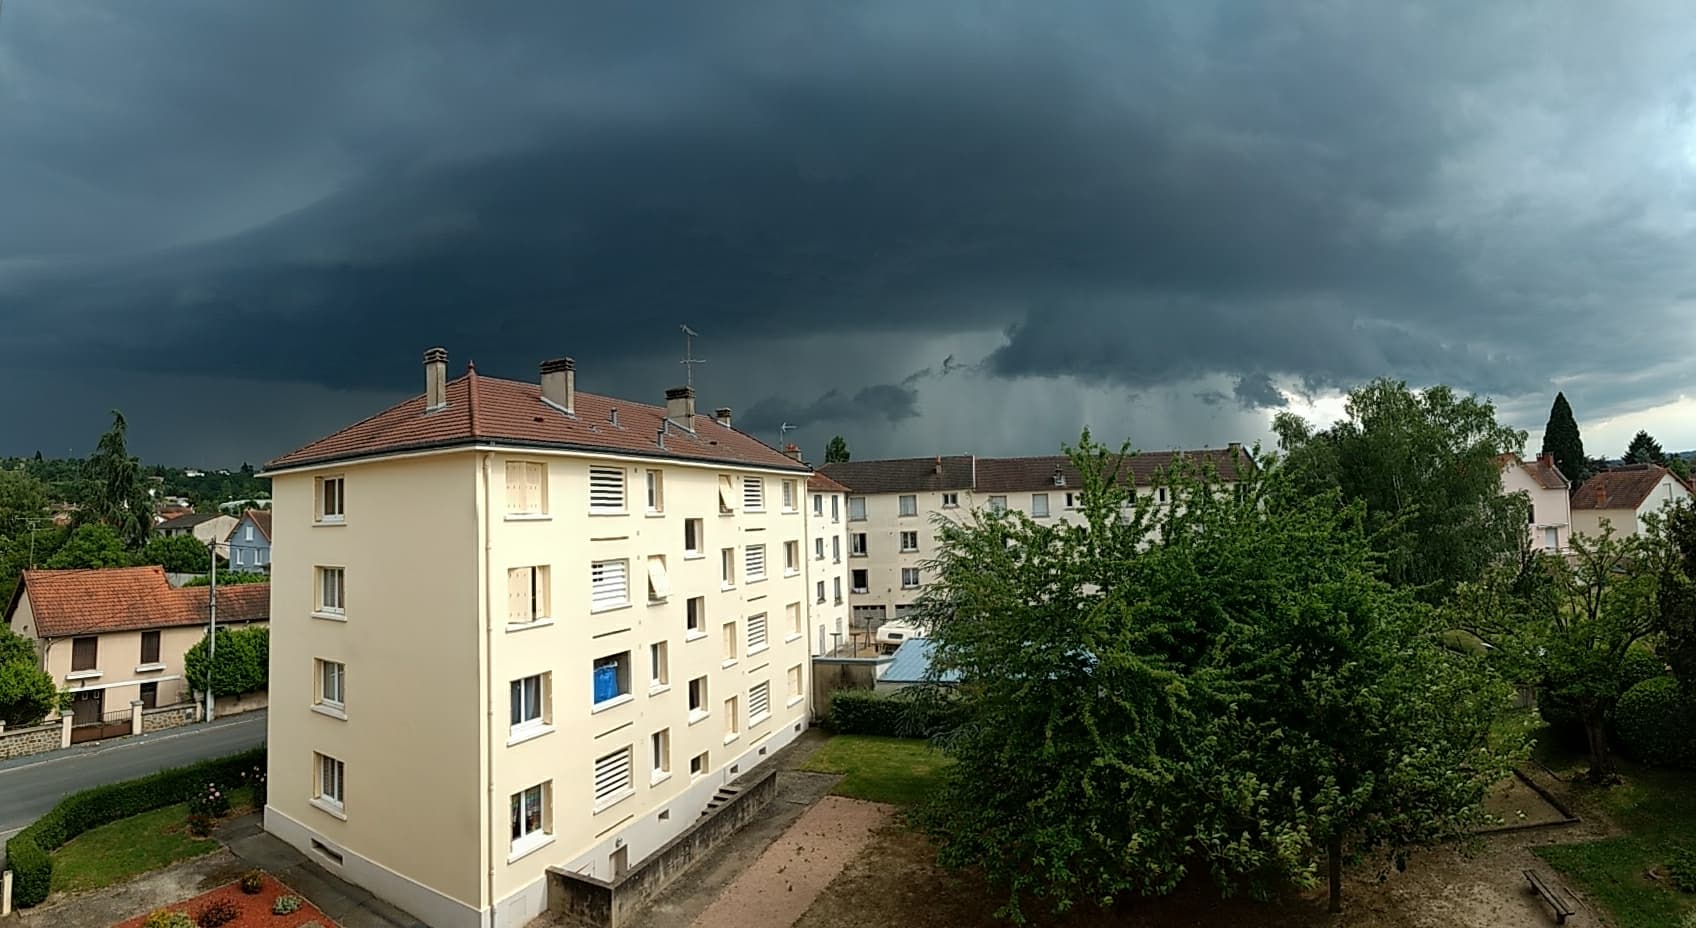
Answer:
1572, 472, 1691, 539
1498, 460, 1571, 553
265, 448, 812, 928
803, 483, 851, 654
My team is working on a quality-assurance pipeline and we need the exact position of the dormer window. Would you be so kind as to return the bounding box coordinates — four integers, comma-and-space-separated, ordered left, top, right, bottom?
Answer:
1052, 468, 1066, 487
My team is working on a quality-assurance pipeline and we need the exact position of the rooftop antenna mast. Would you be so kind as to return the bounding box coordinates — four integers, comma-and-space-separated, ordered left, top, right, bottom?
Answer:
779, 422, 797, 447
680, 325, 705, 389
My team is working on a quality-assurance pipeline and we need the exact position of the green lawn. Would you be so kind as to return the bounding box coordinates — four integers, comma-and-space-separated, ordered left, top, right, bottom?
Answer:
1534, 754, 1696, 928
48, 785, 254, 895
800, 735, 952, 805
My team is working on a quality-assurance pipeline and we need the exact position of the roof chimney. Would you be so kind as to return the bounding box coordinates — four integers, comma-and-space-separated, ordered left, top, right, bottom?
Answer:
934, 455, 943, 476
539, 357, 575, 415
665, 386, 695, 430
714, 407, 733, 428
423, 347, 448, 410
784, 443, 803, 462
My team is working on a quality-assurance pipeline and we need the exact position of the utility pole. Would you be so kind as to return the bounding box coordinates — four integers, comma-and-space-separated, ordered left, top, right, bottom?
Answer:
205, 540, 217, 723
18, 517, 52, 567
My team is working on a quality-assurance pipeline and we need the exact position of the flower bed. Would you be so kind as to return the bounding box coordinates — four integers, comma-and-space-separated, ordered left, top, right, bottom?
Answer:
113, 874, 333, 928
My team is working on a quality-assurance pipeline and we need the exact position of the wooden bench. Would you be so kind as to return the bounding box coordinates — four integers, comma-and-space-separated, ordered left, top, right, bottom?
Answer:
1523, 869, 1575, 924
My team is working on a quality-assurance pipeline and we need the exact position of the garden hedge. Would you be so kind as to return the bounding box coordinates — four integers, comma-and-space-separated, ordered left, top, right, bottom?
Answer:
1538, 648, 1668, 747
828, 689, 960, 738
5, 747, 265, 907
1614, 676, 1696, 769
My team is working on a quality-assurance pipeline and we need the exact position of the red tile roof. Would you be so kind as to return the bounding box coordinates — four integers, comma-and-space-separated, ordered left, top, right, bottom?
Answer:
807, 473, 851, 494
265, 368, 808, 473
5, 566, 269, 638
820, 455, 977, 494
1496, 453, 1569, 491
823, 447, 1254, 495
226, 509, 272, 543
1572, 464, 1686, 511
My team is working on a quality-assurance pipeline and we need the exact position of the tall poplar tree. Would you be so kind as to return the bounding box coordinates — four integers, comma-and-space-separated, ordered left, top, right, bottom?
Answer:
1540, 392, 1589, 487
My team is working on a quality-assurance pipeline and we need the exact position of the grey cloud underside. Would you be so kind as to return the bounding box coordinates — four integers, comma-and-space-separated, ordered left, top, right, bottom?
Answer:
4, 0, 1695, 456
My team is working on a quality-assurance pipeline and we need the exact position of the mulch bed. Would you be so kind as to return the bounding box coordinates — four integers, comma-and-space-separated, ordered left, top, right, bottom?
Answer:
112, 873, 334, 928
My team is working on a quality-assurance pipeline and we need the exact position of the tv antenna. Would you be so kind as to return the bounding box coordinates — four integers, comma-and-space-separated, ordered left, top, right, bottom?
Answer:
779, 422, 797, 446
680, 325, 705, 389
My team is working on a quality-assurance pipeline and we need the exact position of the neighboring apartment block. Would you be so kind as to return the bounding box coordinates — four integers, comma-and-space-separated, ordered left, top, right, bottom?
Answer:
804, 472, 852, 654
1496, 453, 1572, 552
261, 350, 814, 928
1571, 463, 1693, 539
821, 447, 1251, 625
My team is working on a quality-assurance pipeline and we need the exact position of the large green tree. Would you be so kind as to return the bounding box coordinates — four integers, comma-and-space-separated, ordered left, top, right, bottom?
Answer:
1273, 379, 1528, 602
140, 534, 214, 574
44, 524, 132, 569
0, 469, 50, 534
184, 626, 269, 697
79, 411, 154, 548
823, 435, 851, 464
1623, 429, 1667, 466
913, 435, 1515, 919
0, 626, 57, 728
1540, 392, 1589, 487
1656, 501, 1696, 693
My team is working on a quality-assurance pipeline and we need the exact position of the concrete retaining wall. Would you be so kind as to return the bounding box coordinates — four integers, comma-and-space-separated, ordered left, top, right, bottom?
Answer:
215, 690, 269, 716
546, 767, 780, 928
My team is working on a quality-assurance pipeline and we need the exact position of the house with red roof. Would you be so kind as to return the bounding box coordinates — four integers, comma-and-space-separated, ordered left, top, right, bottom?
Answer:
1571, 463, 1692, 539
1496, 453, 1571, 552
3, 566, 268, 738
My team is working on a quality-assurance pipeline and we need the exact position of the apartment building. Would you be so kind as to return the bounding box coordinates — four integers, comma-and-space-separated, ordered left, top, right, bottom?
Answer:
262, 350, 814, 928
1496, 453, 1572, 552
821, 447, 1251, 625
804, 472, 852, 654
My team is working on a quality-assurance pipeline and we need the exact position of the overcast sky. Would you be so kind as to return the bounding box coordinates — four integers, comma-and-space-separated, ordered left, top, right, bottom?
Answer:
3, 2, 1695, 468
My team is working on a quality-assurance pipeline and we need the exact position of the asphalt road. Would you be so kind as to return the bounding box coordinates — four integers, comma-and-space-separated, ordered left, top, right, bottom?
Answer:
0, 710, 267, 835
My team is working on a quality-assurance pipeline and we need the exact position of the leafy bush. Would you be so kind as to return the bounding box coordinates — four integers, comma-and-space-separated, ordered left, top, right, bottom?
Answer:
180, 571, 268, 587
140, 534, 216, 574
183, 626, 269, 697
828, 689, 959, 738
142, 910, 195, 928
1669, 848, 1696, 893
239, 869, 264, 894
0, 626, 59, 728
4, 747, 265, 908
272, 895, 302, 915
188, 782, 230, 817
1614, 676, 1696, 768
1539, 648, 1668, 747
195, 898, 240, 928
242, 763, 267, 808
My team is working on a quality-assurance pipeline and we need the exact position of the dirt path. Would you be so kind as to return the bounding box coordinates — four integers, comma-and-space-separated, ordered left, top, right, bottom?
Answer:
690, 796, 892, 928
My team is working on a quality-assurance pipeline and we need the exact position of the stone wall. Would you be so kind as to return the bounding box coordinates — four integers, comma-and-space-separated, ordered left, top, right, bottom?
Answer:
546, 767, 780, 928
0, 722, 62, 760
142, 703, 200, 733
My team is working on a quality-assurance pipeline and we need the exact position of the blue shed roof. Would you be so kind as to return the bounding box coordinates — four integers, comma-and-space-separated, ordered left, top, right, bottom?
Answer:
882, 638, 961, 685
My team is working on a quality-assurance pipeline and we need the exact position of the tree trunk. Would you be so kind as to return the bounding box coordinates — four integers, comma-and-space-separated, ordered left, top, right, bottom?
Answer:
1583, 714, 1616, 783
1328, 835, 1343, 914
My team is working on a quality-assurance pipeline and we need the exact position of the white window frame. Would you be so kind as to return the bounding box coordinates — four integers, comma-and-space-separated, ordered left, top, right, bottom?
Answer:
1032, 493, 1050, 518
787, 601, 802, 637
850, 533, 867, 557
783, 540, 799, 575
812, 493, 823, 516
315, 659, 346, 719
649, 641, 670, 691
782, 479, 797, 512
898, 494, 918, 517
721, 547, 737, 589
592, 652, 632, 711
684, 518, 704, 558
589, 466, 627, 514
901, 567, 920, 589
510, 673, 550, 742
851, 569, 869, 595
788, 664, 804, 705
314, 753, 345, 817
651, 729, 671, 783
645, 469, 664, 514
831, 495, 840, 522
899, 531, 918, 553
316, 566, 345, 617
593, 747, 634, 812
244, 524, 254, 541
941, 492, 959, 508
816, 580, 826, 604
988, 495, 1007, 512
688, 676, 709, 723
833, 577, 843, 604
690, 751, 709, 778
832, 535, 841, 563
510, 783, 552, 859
235, 549, 246, 566
316, 476, 345, 524
591, 559, 630, 612
743, 476, 765, 512
814, 537, 825, 560
848, 497, 866, 521
686, 596, 706, 638
724, 695, 741, 742
647, 555, 670, 603
1066, 491, 1081, 509
722, 621, 739, 666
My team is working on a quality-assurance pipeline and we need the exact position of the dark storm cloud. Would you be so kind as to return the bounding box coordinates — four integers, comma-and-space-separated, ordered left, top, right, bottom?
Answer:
3, 1, 1695, 461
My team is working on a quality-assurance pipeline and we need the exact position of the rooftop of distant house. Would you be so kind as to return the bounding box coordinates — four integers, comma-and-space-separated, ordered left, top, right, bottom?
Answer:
807, 472, 852, 494
1495, 452, 1569, 491
154, 510, 227, 531
4, 565, 269, 638
226, 509, 272, 543
265, 350, 808, 474
821, 446, 1255, 496
1572, 463, 1687, 510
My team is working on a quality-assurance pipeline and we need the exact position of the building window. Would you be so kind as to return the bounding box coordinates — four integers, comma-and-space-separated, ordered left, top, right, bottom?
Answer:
1528, 504, 1537, 525
899, 531, 918, 552
318, 659, 346, 711
688, 676, 709, 721
317, 567, 345, 615
1065, 491, 1081, 509
511, 673, 547, 733
833, 577, 843, 604
812, 494, 823, 516
816, 580, 826, 603
851, 569, 869, 594
140, 630, 161, 665
743, 476, 765, 511
721, 547, 736, 588
645, 469, 664, 513
1157, 487, 1168, 504
593, 748, 634, 810
899, 495, 918, 517
988, 496, 1007, 512
718, 475, 736, 514
850, 533, 867, 556
783, 541, 799, 574
724, 695, 741, 739
316, 476, 345, 523
722, 622, 739, 664
505, 461, 548, 516
690, 751, 709, 778
782, 480, 797, 511
587, 466, 626, 514
686, 596, 705, 636
684, 519, 704, 557
592, 652, 632, 708
1032, 493, 1050, 518
831, 495, 840, 522
315, 753, 345, 813
649, 641, 669, 690
901, 567, 920, 589
140, 681, 158, 709
244, 524, 254, 542
1544, 526, 1559, 549
591, 559, 630, 611
814, 537, 825, 560
651, 729, 671, 780
511, 783, 550, 851
788, 664, 803, 700
848, 497, 867, 521
749, 681, 771, 724
508, 566, 549, 624
745, 544, 766, 582
647, 555, 670, 603
236, 549, 247, 567
941, 492, 959, 508
71, 636, 98, 672
747, 612, 769, 653
787, 601, 802, 636
832, 535, 841, 562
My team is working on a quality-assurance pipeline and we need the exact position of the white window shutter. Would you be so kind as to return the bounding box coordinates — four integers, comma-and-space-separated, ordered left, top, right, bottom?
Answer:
719, 475, 737, 511
508, 568, 529, 623
589, 467, 625, 512
505, 463, 523, 511
647, 557, 671, 600
591, 560, 628, 610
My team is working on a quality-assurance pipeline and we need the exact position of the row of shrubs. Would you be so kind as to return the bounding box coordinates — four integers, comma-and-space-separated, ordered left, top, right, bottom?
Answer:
6, 747, 266, 908
1541, 649, 1696, 769
828, 688, 961, 738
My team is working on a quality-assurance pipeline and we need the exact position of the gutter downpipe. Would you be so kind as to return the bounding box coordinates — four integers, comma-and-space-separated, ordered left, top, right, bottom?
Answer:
482, 452, 497, 928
